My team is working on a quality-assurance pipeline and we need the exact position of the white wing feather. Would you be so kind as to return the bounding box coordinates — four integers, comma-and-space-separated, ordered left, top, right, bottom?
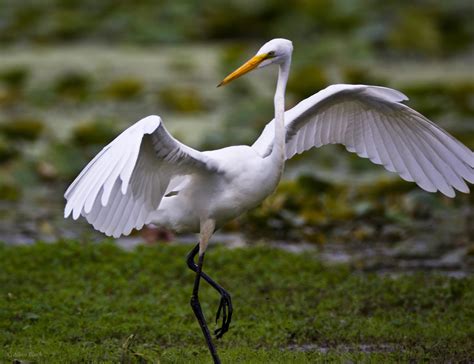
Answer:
252, 84, 474, 197
64, 115, 218, 237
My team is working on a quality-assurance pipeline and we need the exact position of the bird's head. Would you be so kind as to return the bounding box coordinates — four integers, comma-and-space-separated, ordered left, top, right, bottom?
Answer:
218, 38, 293, 87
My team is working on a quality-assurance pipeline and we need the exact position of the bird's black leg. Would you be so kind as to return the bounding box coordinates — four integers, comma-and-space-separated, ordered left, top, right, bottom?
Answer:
187, 244, 233, 339
190, 251, 221, 364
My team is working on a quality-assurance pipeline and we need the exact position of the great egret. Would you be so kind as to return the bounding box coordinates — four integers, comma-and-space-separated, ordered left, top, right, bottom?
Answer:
64, 38, 474, 364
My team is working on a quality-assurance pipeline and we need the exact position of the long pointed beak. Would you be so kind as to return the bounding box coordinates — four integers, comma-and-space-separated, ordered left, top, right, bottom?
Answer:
217, 53, 269, 87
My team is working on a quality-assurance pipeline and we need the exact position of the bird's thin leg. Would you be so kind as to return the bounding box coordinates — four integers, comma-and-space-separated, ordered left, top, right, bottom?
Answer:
190, 252, 221, 364
187, 244, 233, 339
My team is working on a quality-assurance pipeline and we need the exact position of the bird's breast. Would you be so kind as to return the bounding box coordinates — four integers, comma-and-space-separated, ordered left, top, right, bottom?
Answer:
203, 146, 283, 225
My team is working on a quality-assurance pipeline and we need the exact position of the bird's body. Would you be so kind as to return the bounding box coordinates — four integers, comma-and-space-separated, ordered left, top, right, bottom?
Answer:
152, 144, 281, 233
64, 38, 473, 364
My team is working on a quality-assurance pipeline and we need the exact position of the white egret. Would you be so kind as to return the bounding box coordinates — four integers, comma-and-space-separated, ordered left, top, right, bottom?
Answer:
64, 38, 474, 363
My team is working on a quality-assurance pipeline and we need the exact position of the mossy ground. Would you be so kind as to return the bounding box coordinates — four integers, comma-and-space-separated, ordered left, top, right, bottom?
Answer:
1, 241, 473, 363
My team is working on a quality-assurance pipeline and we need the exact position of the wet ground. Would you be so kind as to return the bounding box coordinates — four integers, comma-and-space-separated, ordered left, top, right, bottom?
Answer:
2, 193, 472, 278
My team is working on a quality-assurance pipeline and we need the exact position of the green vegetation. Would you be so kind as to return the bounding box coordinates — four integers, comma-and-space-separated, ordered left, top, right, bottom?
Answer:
1, 241, 473, 363
1, 1, 473, 58
159, 86, 208, 113
236, 174, 473, 249
0, 134, 19, 164
53, 71, 93, 102
104, 78, 144, 101
71, 119, 120, 146
0, 117, 44, 141
0, 66, 30, 89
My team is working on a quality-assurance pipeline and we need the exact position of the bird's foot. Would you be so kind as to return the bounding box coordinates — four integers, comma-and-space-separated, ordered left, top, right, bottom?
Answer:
214, 289, 233, 339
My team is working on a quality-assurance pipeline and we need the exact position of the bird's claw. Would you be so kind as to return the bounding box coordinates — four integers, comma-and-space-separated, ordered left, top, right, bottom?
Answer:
214, 291, 232, 339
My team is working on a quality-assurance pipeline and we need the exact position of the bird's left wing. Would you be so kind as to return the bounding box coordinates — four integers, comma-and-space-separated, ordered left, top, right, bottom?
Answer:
252, 84, 474, 197
64, 115, 219, 237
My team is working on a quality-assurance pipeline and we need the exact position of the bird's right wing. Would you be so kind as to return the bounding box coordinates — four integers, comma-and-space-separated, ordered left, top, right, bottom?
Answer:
64, 115, 219, 237
252, 84, 474, 197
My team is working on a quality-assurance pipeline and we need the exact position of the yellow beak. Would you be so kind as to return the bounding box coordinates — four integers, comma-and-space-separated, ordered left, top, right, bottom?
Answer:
217, 53, 270, 87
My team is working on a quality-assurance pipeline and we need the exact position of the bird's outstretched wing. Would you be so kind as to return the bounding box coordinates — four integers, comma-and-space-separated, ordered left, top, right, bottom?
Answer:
252, 84, 474, 197
64, 115, 218, 237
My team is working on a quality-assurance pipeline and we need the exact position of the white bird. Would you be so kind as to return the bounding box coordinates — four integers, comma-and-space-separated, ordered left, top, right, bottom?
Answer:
64, 38, 474, 364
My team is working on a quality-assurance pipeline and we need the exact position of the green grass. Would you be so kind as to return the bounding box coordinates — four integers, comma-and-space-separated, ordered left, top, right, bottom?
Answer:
1, 241, 473, 363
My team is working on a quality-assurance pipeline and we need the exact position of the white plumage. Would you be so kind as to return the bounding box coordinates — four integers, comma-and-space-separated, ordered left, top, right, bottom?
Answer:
253, 84, 474, 196
65, 39, 474, 240
64, 115, 220, 237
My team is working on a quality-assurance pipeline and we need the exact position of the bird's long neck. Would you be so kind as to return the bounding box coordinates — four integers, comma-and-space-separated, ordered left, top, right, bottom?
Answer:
270, 58, 291, 166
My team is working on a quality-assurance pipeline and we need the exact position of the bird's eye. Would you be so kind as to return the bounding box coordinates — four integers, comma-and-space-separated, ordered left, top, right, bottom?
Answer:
267, 51, 276, 58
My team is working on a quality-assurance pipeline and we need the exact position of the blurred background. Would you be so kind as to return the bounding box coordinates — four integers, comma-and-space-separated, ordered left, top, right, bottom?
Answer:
0, 0, 473, 272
